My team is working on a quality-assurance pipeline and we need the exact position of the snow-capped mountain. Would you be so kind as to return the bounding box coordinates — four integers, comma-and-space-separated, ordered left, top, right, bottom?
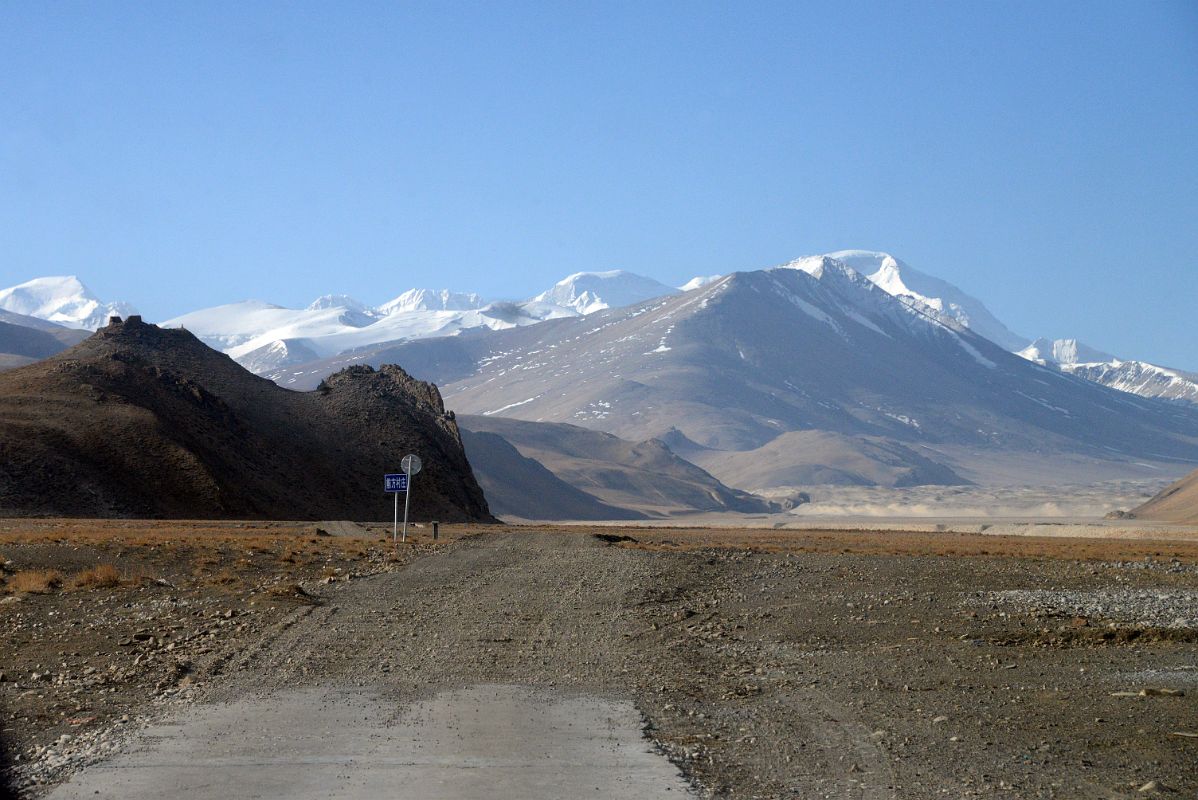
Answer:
9, 259, 1195, 412
234, 338, 324, 376
784, 252, 1198, 406
307, 294, 375, 315
784, 250, 1029, 351
271, 260, 1198, 490
164, 300, 376, 352
1017, 338, 1114, 366
1019, 337, 1198, 405
377, 289, 487, 315
680, 275, 722, 291
162, 291, 577, 377
1064, 360, 1198, 406
230, 303, 559, 366
530, 270, 679, 315
159, 271, 677, 376
0, 276, 137, 330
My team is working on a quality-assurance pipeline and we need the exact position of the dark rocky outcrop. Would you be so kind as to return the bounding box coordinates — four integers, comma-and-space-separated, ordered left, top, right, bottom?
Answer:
0, 317, 494, 521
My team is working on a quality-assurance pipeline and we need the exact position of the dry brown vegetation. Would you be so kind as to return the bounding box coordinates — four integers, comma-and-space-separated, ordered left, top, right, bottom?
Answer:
7, 568, 63, 594
70, 563, 122, 589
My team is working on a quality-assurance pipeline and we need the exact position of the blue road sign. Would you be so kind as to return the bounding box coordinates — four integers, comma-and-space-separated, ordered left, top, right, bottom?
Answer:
384, 473, 409, 493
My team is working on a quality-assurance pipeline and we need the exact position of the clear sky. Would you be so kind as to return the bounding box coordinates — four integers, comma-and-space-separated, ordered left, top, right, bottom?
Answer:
2, 1, 1196, 368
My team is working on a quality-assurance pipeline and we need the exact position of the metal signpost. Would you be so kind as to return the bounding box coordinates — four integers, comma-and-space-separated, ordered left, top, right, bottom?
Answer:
399, 454, 422, 542
384, 455, 423, 544
384, 473, 409, 543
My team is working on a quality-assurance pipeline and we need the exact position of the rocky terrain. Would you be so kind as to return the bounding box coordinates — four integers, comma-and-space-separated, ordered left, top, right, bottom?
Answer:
0, 519, 443, 794
3, 522, 1196, 798
0, 317, 493, 521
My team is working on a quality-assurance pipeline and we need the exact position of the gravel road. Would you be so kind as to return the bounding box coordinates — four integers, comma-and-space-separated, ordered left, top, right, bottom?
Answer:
13, 528, 1198, 798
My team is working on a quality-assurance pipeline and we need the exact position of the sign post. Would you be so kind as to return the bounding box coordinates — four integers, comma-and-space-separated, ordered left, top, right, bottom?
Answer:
384, 473, 409, 543
399, 454, 422, 543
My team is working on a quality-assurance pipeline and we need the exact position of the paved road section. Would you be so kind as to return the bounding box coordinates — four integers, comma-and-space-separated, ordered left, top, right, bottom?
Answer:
47, 684, 693, 799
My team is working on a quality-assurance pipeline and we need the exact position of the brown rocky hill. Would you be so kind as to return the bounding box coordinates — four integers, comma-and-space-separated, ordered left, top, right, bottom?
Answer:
1131, 469, 1198, 524
0, 316, 493, 521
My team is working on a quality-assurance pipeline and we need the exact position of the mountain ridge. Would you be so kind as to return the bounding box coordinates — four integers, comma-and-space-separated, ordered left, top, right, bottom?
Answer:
312, 264, 1198, 490
6, 250, 1195, 405
1018, 337, 1198, 406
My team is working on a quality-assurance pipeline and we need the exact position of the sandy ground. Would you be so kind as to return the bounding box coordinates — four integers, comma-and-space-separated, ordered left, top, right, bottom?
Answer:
2, 521, 1197, 798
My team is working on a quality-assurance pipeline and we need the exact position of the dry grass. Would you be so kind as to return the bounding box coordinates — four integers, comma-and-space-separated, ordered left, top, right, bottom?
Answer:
209, 569, 240, 586
71, 563, 122, 589
8, 569, 64, 594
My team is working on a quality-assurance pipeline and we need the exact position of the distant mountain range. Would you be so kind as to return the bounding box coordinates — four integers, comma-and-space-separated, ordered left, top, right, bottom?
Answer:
148, 270, 671, 377
3, 253, 1196, 500
269, 260, 1198, 492
6, 255, 1192, 408
530, 270, 679, 315
1017, 337, 1198, 406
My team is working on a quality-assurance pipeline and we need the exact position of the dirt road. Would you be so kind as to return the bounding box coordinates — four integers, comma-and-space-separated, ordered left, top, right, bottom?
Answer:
9, 528, 1198, 798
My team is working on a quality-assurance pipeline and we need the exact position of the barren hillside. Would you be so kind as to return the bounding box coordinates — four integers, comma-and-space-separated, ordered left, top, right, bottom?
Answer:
1133, 468, 1198, 524
0, 316, 493, 521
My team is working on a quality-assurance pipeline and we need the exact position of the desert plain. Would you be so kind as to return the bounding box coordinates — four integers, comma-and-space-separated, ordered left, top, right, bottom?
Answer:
0, 519, 1195, 799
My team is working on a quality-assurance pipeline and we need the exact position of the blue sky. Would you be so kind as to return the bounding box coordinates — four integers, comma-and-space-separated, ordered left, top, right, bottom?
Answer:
2, 1, 1196, 368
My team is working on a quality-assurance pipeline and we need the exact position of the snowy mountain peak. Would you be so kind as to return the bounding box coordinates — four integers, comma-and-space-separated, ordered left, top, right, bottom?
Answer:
376, 288, 487, 315
307, 294, 371, 314
832, 250, 913, 295
1018, 338, 1115, 366
531, 270, 679, 315
781, 250, 1029, 351
1016, 337, 1198, 406
780, 254, 841, 279
0, 276, 138, 331
680, 275, 722, 292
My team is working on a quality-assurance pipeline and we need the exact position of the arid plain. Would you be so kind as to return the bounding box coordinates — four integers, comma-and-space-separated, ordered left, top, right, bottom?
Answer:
2, 519, 1196, 799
